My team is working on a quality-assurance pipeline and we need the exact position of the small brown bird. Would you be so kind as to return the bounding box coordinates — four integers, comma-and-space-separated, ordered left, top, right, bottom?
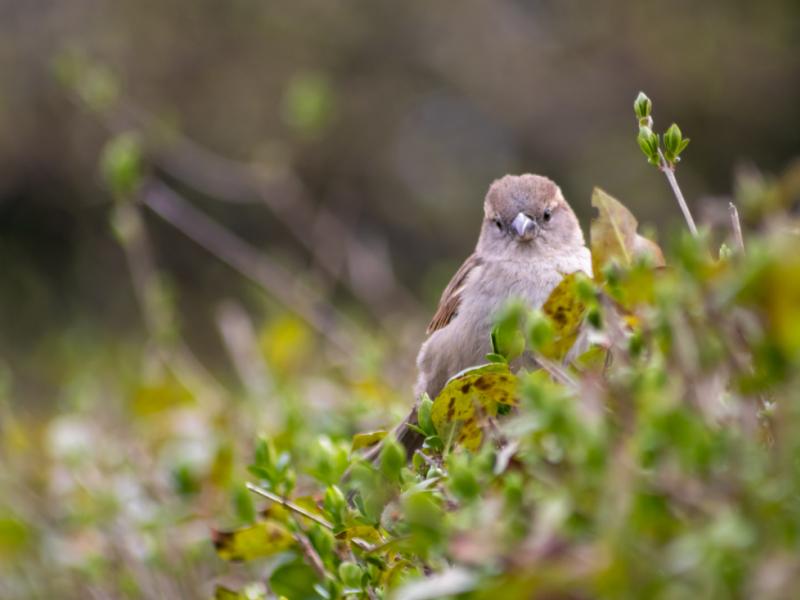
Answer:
391, 174, 592, 457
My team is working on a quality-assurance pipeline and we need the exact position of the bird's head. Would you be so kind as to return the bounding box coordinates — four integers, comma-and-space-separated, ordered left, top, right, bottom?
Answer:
477, 174, 585, 259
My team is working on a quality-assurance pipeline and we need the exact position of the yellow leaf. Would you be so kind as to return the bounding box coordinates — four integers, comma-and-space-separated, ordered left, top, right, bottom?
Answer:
259, 314, 313, 373
431, 363, 518, 451
214, 586, 244, 600
131, 372, 194, 417
351, 430, 388, 452
335, 525, 384, 545
591, 187, 665, 281
212, 520, 294, 561
540, 273, 587, 360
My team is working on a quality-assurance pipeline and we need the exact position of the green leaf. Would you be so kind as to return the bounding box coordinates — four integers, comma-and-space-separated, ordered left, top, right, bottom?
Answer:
447, 454, 481, 501
338, 561, 364, 588
380, 436, 406, 480
490, 301, 527, 362
485, 352, 508, 363
402, 491, 446, 553
417, 394, 435, 436
351, 430, 387, 452
212, 520, 295, 561
269, 556, 324, 600
590, 187, 666, 281
233, 483, 256, 524
324, 485, 346, 526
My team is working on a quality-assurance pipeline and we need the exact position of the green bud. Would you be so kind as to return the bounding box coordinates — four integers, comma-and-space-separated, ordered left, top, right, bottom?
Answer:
447, 455, 480, 502
663, 123, 680, 161
100, 132, 143, 197
417, 394, 435, 436
633, 92, 652, 119
637, 126, 660, 166
338, 561, 363, 588
324, 485, 346, 523
663, 123, 690, 165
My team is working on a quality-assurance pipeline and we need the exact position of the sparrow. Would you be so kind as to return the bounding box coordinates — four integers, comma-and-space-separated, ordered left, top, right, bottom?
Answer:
390, 174, 593, 458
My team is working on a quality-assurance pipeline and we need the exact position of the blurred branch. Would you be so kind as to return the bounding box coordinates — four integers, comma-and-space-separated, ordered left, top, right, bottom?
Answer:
139, 179, 359, 354
215, 300, 273, 398
109, 102, 420, 319
658, 149, 699, 237
112, 202, 228, 400
246, 483, 333, 529
729, 202, 745, 253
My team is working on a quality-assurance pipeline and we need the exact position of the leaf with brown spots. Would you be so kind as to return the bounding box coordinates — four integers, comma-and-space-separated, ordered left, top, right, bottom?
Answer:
430, 363, 518, 451
591, 187, 665, 281
212, 519, 294, 561
540, 273, 588, 360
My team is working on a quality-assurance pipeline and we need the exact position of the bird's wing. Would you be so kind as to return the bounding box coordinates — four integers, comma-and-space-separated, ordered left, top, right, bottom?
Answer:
426, 253, 483, 334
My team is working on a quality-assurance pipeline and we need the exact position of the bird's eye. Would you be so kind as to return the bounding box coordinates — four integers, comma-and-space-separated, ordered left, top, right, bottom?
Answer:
543, 209, 552, 223
494, 219, 503, 231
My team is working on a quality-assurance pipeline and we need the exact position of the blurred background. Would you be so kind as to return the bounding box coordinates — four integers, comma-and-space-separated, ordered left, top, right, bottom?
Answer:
1, 0, 799, 597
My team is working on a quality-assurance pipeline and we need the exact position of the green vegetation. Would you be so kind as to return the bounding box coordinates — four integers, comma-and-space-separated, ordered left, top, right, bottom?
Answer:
3, 71, 800, 600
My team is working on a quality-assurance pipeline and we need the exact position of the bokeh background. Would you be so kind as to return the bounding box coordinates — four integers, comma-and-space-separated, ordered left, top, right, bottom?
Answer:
1, 1, 799, 597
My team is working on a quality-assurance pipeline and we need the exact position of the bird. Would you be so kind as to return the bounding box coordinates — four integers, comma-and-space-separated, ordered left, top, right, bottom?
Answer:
386, 174, 593, 459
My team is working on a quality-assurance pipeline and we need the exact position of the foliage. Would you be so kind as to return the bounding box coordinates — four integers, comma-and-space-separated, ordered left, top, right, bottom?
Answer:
2, 77, 800, 600
208, 170, 800, 598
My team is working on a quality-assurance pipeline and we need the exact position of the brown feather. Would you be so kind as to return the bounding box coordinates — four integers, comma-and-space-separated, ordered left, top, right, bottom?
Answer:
426, 253, 483, 334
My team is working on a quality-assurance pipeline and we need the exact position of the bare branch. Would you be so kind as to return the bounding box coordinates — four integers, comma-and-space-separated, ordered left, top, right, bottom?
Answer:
658, 149, 698, 237
729, 202, 745, 253
293, 527, 328, 580
112, 202, 228, 400
106, 102, 421, 318
140, 180, 359, 354
246, 483, 333, 529
534, 354, 579, 390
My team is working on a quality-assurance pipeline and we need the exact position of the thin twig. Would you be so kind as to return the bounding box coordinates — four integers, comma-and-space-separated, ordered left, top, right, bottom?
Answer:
246, 483, 334, 529
140, 180, 359, 354
534, 354, 579, 390
112, 203, 228, 400
101, 101, 420, 318
658, 149, 698, 237
292, 524, 328, 580
729, 202, 745, 253
246, 483, 376, 552
215, 300, 272, 397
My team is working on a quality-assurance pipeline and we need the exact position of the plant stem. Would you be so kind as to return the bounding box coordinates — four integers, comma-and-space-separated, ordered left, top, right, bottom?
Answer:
658, 150, 698, 237
729, 202, 745, 253
246, 482, 333, 529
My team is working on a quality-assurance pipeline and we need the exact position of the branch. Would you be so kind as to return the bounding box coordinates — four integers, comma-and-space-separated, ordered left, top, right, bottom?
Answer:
106, 102, 420, 318
658, 149, 698, 237
729, 202, 745, 253
139, 180, 359, 354
246, 482, 375, 552
112, 202, 228, 400
246, 483, 333, 529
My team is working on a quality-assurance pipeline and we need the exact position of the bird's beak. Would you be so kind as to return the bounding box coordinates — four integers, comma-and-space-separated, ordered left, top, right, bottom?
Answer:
511, 212, 537, 240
